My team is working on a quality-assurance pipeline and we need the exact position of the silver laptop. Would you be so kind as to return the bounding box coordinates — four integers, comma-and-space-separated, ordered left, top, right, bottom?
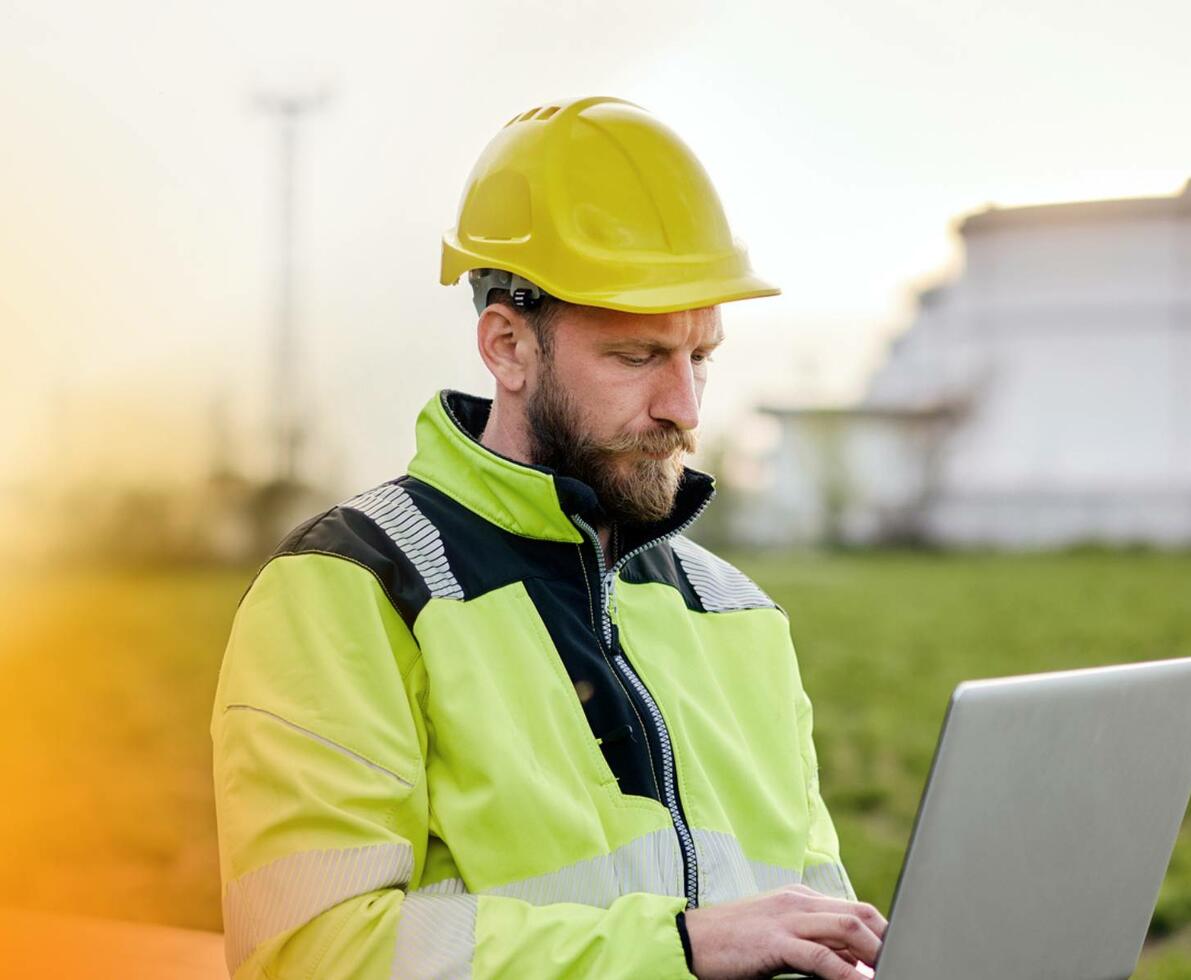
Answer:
784, 657, 1191, 979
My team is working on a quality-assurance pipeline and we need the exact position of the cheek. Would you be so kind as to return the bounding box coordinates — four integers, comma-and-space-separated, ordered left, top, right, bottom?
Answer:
584, 368, 649, 423
555, 352, 658, 434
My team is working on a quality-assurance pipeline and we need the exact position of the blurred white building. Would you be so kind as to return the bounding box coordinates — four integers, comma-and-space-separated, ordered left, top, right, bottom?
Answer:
754, 182, 1191, 548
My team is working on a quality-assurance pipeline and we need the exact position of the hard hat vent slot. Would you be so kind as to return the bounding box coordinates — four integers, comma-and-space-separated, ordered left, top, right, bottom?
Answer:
505, 106, 558, 127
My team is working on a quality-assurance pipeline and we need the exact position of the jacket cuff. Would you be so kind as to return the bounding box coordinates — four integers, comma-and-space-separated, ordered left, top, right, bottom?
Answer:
675, 910, 695, 974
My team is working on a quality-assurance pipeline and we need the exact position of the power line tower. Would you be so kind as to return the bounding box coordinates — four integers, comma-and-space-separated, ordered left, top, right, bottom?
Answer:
254, 89, 331, 486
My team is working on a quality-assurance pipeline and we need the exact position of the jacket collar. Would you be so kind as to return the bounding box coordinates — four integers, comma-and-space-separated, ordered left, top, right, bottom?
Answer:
407, 389, 716, 548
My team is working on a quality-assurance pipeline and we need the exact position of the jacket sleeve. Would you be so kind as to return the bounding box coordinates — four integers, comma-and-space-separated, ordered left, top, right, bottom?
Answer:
211, 551, 694, 979
794, 680, 858, 901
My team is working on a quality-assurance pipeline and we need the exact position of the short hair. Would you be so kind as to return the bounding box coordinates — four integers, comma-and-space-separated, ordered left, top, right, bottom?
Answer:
484, 288, 565, 359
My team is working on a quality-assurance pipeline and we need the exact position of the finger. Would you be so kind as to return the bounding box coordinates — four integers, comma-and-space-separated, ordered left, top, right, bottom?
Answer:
781, 883, 822, 897
782, 938, 869, 980
787, 912, 882, 966
788, 894, 889, 939
834, 947, 859, 966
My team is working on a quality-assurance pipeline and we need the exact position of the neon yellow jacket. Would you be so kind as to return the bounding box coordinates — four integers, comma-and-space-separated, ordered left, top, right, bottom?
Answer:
211, 389, 853, 979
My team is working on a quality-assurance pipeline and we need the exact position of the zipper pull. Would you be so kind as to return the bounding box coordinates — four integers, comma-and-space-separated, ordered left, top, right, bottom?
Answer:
609, 621, 621, 654
604, 570, 619, 623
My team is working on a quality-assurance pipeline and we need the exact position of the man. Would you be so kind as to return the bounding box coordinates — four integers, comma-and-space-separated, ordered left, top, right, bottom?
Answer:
211, 96, 886, 979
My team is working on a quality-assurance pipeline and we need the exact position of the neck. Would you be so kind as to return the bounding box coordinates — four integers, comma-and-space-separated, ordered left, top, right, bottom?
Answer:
479, 393, 533, 464
480, 393, 613, 554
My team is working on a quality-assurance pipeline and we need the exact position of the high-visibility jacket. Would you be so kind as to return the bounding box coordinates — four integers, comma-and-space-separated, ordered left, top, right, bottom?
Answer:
211, 389, 854, 979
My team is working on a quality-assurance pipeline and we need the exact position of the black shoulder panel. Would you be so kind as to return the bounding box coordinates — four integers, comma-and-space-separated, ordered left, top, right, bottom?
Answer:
270, 490, 434, 630
265, 475, 581, 631
619, 541, 705, 612
620, 536, 780, 616
394, 477, 578, 599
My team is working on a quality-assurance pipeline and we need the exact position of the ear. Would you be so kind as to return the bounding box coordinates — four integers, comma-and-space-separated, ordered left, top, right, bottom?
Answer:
477, 304, 537, 394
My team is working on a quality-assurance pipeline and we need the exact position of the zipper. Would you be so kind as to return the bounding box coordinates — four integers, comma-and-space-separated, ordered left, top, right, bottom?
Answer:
574, 542, 664, 804
571, 495, 714, 908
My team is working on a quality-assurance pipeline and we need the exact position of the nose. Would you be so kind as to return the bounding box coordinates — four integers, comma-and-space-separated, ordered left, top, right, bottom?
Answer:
650, 354, 701, 432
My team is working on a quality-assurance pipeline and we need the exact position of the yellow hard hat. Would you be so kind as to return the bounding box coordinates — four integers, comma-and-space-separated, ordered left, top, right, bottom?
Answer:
441, 96, 780, 314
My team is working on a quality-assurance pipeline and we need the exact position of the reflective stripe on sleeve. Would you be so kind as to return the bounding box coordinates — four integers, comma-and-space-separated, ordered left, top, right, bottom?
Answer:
390, 894, 478, 980
223, 842, 414, 976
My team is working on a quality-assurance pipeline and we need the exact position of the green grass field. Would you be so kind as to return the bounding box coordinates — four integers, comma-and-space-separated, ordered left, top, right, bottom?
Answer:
0, 550, 1188, 976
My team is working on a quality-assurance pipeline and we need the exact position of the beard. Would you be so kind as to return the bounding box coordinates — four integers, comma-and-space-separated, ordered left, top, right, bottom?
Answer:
526, 361, 698, 525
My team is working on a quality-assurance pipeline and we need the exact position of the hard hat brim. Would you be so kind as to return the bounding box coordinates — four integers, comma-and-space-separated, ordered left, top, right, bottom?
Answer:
442, 243, 780, 314
564, 274, 781, 314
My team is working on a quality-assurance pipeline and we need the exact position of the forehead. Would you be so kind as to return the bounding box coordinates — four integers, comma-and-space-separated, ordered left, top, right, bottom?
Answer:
556, 305, 724, 348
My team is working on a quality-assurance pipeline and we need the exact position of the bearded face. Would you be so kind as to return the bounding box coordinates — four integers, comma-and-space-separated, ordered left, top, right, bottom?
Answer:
526, 354, 697, 525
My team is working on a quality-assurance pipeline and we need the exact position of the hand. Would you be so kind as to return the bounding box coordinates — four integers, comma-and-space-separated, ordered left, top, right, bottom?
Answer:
683, 884, 887, 980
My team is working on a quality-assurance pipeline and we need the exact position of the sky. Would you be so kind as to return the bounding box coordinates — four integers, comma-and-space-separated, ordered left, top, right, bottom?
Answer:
4, 0, 1191, 496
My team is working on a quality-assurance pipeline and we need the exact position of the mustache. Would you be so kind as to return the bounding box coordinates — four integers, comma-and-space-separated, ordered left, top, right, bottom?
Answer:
599, 425, 698, 456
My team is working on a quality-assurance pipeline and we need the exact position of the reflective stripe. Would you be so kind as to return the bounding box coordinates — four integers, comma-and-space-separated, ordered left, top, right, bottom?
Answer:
671, 535, 775, 613
409, 828, 683, 908
693, 829, 807, 904
224, 843, 414, 976
342, 483, 465, 600
410, 876, 472, 897
605, 826, 685, 898
748, 859, 805, 894
693, 829, 855, 903
804, 860, 857, 900
391, 894, 477, 980
407, 829, 852, 912
694, 828, 760, 904
224, 703, 413, 787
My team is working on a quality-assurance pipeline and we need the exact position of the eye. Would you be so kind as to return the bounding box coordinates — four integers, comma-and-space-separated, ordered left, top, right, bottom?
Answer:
617, 353, 653, 366
692, 351, 715, 364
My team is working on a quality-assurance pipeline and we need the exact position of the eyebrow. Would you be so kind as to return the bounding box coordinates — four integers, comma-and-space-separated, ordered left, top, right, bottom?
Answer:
598, 332, 726, 353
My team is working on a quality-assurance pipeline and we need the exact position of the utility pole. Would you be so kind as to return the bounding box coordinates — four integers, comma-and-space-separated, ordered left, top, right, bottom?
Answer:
254, 89, 330, 486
